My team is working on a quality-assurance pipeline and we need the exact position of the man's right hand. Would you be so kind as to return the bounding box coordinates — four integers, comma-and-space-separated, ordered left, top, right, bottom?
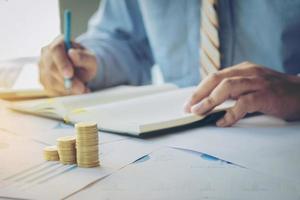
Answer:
39, 35, 98, 96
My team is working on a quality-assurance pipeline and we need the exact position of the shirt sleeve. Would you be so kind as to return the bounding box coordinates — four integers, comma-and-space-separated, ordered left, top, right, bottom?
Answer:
77, 0, 154, 90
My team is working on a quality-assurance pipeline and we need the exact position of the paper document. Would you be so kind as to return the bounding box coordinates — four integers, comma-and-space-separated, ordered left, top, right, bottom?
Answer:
148, 115, 300, 183
0, 130, 160, 199
69, 148, 300, 200
0, 58, 46, 100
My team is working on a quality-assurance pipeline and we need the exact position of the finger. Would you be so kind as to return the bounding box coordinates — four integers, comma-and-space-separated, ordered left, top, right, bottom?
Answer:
190, 76, 265, 115
51, 67, 65, 85
44, 76, 67, 97
50, 37, 74, 79
216, 92, 262, 127
184, 62, 265, 112
39, 57, 65, 88
48, 76, 87, 96
47, 74, 86, 96
68, 49, 97, 82
71, 42, 85, 49
38, 58, 47, 87
47, 88, 65, 97
84, 87, 91, 93
71, 77, 86, 95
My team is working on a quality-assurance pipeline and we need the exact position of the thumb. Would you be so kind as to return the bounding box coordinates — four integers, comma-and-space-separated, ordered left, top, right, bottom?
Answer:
68, 48, 97, 82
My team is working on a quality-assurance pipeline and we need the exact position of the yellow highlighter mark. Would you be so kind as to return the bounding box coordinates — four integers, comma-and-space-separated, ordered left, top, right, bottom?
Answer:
71, 108, 87, 114
46, 98, 56, 104
63, 108, 86, 124
63, 116, 70, 124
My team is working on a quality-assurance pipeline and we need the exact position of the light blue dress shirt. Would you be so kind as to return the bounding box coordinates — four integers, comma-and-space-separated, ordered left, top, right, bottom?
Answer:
78, 0, 300, 90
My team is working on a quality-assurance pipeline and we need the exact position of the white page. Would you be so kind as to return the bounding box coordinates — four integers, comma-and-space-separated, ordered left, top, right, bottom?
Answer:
0, 57, 38, 89
147, 115, 300, 183
12, 63, 43, 90
0, 130, 45, 179
11, 84, 177, 118
69, 148, 300, 200
69, 87, 234, 134
58, 84, 177, 110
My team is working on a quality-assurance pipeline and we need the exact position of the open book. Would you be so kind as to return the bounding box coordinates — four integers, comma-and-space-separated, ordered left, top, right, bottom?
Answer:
10, 84, 234, 136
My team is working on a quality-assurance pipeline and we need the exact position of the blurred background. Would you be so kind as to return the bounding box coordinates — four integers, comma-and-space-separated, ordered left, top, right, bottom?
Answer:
0, 0, 100, 61
0, 0, 163, 88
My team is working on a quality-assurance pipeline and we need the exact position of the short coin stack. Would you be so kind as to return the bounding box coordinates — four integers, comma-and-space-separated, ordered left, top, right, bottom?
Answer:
57, 136, 77, 165
43, 146, 59, 161
75, 122, 99, 168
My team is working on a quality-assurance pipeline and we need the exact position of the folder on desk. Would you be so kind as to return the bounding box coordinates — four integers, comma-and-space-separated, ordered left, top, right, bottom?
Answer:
10, 84, 234, 136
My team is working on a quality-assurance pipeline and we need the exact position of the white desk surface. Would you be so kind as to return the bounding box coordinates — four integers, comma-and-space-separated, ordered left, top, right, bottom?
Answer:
0, 100, 300, 200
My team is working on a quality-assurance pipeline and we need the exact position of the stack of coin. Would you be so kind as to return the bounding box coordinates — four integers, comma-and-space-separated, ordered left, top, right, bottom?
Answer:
43, 146, 59, 161
57, 136, 76, 165
75, 122, 99, 168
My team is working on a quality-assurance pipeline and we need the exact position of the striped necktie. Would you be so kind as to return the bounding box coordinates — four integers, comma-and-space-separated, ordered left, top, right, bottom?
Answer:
200, 0, 220, 79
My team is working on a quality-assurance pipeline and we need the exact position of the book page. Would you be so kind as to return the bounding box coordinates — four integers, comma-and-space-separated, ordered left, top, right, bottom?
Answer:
58, 84, 177, 110
10, 84, 178, 119
69, 87, 235, 135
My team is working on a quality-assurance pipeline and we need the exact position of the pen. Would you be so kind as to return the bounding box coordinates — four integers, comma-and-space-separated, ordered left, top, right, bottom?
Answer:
64, 9, 72, 92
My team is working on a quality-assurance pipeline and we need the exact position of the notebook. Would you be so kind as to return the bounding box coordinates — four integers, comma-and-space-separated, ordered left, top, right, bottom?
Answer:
10, 84, 234, 136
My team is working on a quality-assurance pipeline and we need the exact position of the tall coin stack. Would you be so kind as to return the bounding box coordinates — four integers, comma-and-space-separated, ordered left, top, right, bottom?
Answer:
57, 136, 77, 165
75, 122, 100, 168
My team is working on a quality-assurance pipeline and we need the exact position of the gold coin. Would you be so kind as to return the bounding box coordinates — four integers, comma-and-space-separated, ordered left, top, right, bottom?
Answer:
77, 159, 99, 163
44, 155, 59, 161
75, 122, 97, 129
44, 145, 58, 152
76, 143, 98, 148
78, 162, 100, 168
76, 146, 98, 152
76, 150, 98, 155
78, 161, 99, 165
44, 146, 59, 161
77, 154, 99, 160
57, 144, 75, 149
77, 156, 99, 160
76, 140, 98, 146
60, 158, 77, 162
58, 150, 76, 154
61, 161, 77, 165
76, 127, 98, 131
59, 155, 76, 159
59, 154, 76, 158
58, 148, 75, 153
76, 138, 98, 143
76, 153, 98, 157
44, 154, 59, 158
57, 135, 76, 143
76, 129, 97, 133
44, 153, 59, 158
76, 135, 98, 140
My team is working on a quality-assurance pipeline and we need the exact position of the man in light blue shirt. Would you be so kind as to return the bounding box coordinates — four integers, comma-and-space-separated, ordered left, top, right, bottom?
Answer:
39, 0, 300, 126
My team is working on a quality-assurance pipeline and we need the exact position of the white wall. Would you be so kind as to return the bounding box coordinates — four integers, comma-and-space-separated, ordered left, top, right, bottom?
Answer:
0, 0, 60, 61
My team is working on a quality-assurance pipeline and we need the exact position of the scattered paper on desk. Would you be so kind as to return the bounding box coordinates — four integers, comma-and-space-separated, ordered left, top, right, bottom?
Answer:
149, 115, 300, 183
68, 147, 300, 200
0, 131, 159, 199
